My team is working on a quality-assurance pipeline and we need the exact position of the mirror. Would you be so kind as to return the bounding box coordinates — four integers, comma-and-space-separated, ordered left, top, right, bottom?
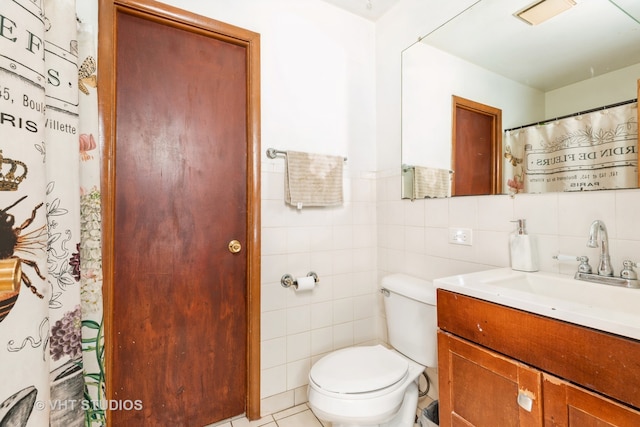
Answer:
402, 0, 640, 198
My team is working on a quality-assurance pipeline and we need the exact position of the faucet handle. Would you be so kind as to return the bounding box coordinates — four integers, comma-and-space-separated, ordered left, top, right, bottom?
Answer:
620, 260, 638, 280
553, 254, 592, 274
576, 256, 593, 274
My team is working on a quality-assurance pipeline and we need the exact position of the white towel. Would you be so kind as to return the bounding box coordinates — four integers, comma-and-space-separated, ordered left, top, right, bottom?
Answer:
413, 166, 451, 199
285, 151, 344, 209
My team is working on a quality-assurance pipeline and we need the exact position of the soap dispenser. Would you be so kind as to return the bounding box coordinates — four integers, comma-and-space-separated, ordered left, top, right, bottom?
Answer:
510, 219, 539, 272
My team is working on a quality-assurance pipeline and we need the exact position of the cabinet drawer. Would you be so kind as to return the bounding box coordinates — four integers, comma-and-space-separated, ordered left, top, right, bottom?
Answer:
437, 289, 640, 409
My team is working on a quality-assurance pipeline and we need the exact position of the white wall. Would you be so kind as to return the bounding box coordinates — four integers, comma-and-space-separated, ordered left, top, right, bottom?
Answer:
546, 63, 640, 118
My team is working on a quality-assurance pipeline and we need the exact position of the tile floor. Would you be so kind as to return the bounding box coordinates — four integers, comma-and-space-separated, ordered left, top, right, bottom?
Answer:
208, 404, 327, 427
210, 394, 435, 427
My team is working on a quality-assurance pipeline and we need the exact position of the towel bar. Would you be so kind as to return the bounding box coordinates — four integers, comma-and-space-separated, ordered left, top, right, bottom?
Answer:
402, 164, 454, 174
266, 148, 347, 162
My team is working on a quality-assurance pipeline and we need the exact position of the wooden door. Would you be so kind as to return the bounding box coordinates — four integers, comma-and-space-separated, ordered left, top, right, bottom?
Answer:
543, 375, 640, 427
451, 96, 502, 196
438, 331, 543, 427
99, 0, 261, 425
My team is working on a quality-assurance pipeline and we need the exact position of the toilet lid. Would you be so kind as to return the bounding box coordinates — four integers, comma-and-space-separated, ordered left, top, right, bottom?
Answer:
310, 345, 409, 394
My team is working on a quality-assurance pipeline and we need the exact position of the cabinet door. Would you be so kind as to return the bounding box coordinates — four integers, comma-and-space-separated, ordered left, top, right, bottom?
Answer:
543, 374, 640, 427
438, 331, 543, 427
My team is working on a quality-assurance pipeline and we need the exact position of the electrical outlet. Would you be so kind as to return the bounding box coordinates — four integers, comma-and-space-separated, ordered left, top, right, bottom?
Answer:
449, 227, 473, 246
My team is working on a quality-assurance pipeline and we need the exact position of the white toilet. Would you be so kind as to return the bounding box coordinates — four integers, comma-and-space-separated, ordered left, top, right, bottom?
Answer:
308, 274, 437, 427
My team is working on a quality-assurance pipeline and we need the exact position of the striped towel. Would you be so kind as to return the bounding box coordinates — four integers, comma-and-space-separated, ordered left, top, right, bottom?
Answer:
285, 151, 344, 209
413, 166, 451, 199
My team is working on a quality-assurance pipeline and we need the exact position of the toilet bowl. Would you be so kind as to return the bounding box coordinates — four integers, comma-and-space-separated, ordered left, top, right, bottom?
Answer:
308, 345, 424, 426
307, 274, 437, 427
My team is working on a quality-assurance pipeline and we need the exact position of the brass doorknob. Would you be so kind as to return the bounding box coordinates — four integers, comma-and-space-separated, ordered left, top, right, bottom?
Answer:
228, 240, 242, 253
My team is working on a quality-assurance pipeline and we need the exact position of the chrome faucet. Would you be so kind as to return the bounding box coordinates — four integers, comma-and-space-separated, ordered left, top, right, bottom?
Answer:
555, 220, 637, 287
587, 220, 614, 277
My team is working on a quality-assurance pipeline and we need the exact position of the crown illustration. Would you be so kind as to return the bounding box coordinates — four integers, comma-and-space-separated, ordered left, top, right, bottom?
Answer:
0, 151, 28, 191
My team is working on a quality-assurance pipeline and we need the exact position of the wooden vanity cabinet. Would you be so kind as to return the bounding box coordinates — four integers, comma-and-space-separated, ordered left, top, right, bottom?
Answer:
437, 289, 640, 427
438, 332, 543, 426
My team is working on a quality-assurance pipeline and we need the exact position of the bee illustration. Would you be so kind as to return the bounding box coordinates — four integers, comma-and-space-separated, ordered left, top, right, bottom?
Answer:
78, 55, 97, 95
504, 145, 523, 167
0, 196, 46, 299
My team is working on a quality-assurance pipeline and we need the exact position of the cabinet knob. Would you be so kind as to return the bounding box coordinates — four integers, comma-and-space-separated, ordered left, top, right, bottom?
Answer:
517, 391, 534, 412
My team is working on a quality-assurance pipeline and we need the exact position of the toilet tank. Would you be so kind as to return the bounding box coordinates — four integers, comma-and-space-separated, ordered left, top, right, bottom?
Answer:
381, 274, 437, 367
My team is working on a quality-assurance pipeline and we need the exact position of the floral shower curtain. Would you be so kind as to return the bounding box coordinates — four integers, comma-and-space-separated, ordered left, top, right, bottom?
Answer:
0, 1, 104, 426
504, 102, 638, 194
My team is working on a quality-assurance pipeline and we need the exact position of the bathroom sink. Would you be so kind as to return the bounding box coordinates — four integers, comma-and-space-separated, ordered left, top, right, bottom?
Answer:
434, 268, 640, 341
483, 272, 619, 309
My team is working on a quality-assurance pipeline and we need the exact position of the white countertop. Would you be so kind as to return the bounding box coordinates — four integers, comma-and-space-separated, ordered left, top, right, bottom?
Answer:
434, 268, 640, 341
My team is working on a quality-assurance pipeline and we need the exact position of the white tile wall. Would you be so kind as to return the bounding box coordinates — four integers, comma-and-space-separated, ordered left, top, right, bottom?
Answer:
260, 152, 640, 416
377, 169, 640, 282
260, 161, 379, 403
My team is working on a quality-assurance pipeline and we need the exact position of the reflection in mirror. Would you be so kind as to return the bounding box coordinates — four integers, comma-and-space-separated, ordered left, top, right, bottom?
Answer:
401, 0, 640, 198
504, 100, 637, 194
401, 165, 452, 200
451, 96, 502, 196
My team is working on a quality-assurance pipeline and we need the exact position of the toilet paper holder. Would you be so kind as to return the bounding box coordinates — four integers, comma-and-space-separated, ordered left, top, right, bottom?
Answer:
281, 272, 319, 289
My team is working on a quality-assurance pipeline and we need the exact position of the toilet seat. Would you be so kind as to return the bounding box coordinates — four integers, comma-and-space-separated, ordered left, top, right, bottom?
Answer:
307, 345, 425, 426
309, 345, 409, 394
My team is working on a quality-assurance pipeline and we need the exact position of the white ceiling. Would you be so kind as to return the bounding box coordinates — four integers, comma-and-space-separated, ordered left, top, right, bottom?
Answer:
322, 0, 640, 92
319, 0, 400, 21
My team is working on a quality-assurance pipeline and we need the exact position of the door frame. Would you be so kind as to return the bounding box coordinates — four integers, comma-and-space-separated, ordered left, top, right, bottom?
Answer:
98, 0, 261, 420
451, 95, 502, 195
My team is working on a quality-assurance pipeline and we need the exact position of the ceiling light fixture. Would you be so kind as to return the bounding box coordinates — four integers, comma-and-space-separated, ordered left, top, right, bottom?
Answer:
515, 0, 577, 25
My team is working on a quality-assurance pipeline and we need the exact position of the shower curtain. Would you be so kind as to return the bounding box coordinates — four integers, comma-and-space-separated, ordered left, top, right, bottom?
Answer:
503, 102, 638, 194
0, 1, 104, 426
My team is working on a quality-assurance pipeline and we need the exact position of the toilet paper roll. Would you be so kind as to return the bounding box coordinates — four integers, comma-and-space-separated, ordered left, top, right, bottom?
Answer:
295, 276, 316, 291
